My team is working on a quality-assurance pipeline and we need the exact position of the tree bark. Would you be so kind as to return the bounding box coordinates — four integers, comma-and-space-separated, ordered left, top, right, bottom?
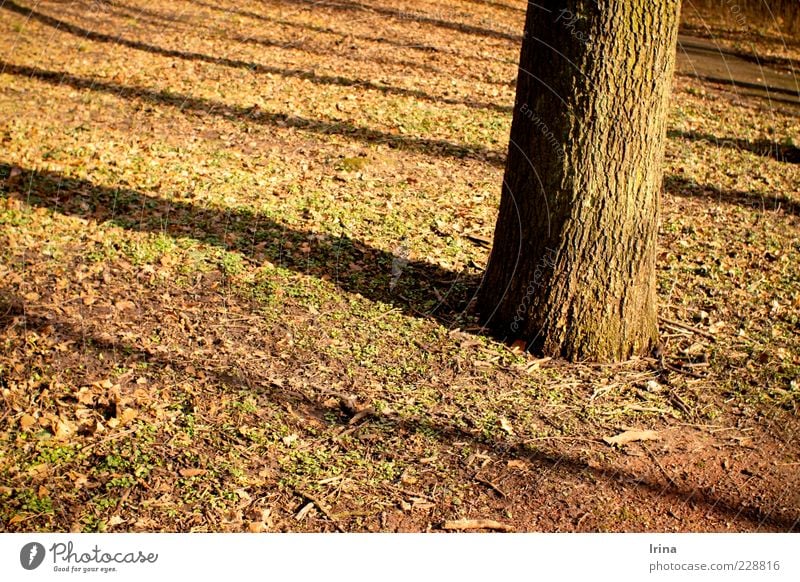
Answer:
477, 0, 681, 362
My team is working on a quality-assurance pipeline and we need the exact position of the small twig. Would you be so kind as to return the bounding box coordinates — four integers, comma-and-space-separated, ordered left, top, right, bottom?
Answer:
664, 361, 706, 379
388, 485, 435, 502
78, 427, 139, 453
474, 475, 507, 498
641, 443, 680, 489
372, 308, 401, 321
669, 391, 693, 416
659, 317, 716, 341
576, 512, 591, 528
442, 519, 514, 532
292, 488, 344, 532
524, 436, 599, 443
464, 234, 492, 247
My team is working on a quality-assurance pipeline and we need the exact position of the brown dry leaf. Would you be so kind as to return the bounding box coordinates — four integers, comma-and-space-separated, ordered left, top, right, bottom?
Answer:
76, 388, 95, 405
507, 460, 527, 470
9, 514, 28, 525
19, 414, 36, 431
71, 472, 89, 488
603, 429, 660, 447
108, 516, 125, 527
709, 321, 726, 334
118, 408, 137, 425
499, 417, 515, 435
179, 468, 207, 478
115, 300, 136, 311
683, 342, 707, 356
509, 339, 527, 354
54, 418, 77, 440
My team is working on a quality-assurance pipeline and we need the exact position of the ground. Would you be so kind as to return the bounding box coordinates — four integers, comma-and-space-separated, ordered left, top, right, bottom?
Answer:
0, 0, 798, 533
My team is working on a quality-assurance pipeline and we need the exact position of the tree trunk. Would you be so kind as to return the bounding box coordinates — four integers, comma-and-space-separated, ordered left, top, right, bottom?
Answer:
477, 0, 681, 362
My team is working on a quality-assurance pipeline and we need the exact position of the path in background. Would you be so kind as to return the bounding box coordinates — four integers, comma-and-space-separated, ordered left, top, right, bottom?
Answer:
677, 34, 800, 107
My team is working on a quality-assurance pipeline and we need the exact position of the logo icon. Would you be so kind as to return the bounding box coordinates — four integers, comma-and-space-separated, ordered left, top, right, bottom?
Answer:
20, 542, 46, 570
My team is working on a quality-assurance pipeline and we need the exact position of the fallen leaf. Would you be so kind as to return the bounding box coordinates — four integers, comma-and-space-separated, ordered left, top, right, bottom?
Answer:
179, 468, 207, 478
603, 429, 660, 446
115, 300, 136, 311
509, 339, 527, 354
645, 380, 662, 392
19, 414, 36, 431
118, 408, 137, 425
499, 417, 514, 435
76, 388, 94, 405
54, 418, 77, 440
507, 460, 527, 470
9, 514, 28, 525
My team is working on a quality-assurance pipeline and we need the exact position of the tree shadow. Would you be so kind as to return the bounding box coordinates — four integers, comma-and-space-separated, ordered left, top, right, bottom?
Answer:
678, 36, 800, 74
678, 72, 800, 107
0, 163, 482, 329
387, 417, 799, 531
664, 175, 800, 216
105, 0, 196, 26
679, 23, 800, 51
186, 0, 517, 64
229, 33, 447, 76
669, 129, 800, 164
1, 1, 512, 114
278, 0, 522, 42
462, 0, 526, 14
5, 302, 796, 531
104, 0, 493, 82
0, 60, 505, 168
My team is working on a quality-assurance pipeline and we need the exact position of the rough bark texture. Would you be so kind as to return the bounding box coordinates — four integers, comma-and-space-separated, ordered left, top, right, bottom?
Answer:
477, 0, 682, 362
